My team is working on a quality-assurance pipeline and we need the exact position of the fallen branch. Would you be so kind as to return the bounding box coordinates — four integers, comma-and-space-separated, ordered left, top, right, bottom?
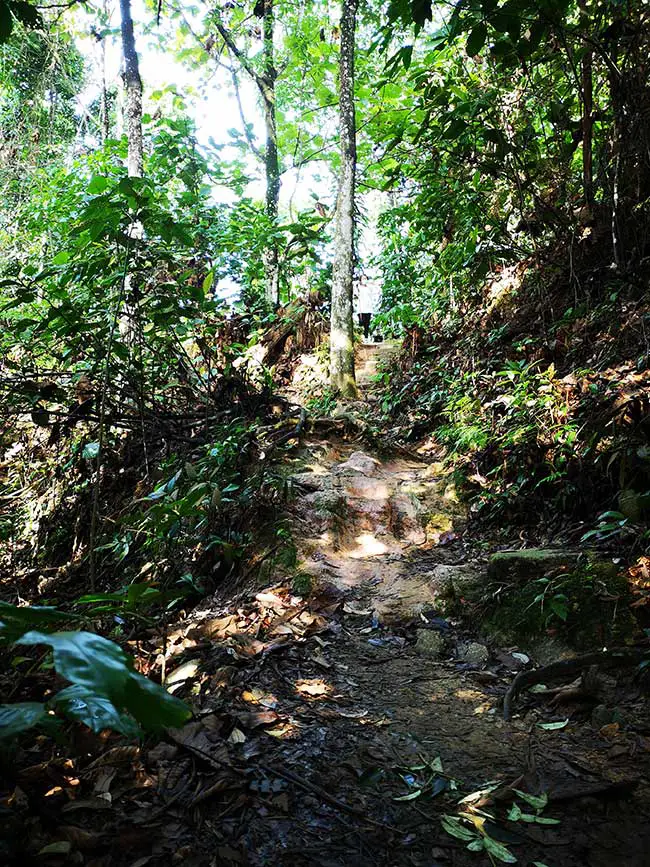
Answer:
503, 647, 650, 720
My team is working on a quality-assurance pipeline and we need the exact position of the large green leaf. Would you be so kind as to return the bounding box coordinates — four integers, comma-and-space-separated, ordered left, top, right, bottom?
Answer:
16, 630, 191, 733
18, 630, 133, 700
122, 669, 191, 731
53, 685, 141, 737
0, 602, 73, 643
0, 702, 49, 739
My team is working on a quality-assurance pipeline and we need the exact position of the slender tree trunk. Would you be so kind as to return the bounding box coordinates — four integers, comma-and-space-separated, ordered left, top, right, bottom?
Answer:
578, 0, 593, 214
329, 0, 358, 397
214, 7, 280, 308
261, 0, 280, 307
100, 34, 110, 143
119, 0, 143, 177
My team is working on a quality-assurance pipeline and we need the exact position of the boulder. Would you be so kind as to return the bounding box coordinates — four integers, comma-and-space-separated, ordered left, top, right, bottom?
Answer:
488, 548, 581, 581
333, 451, 380, 476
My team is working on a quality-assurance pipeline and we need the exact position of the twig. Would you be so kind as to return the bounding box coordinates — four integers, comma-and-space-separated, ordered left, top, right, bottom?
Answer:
258, 762, 399, 832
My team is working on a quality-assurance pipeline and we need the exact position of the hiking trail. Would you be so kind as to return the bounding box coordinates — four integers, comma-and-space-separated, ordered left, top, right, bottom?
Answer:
40, 344, 650, 867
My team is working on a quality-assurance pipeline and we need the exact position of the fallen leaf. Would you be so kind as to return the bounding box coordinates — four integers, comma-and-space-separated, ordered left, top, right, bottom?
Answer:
38, 841, 72, 855
235, 710, 280, 729
537, 719, 569, 731
228, 727, 246, 744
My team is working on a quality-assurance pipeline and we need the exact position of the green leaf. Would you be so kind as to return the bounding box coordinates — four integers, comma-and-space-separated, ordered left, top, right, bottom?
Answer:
82, 442, 100, 460
17, 630, 132, 698
122, 669, 191, 731
51, 251, 71, 265
513, 789, 548, 810
466, 23, 488, 56
536, 718, 568, 731
0, 602, 72, 643
88, 175, 109, 195
441, 816, 477, 841
393, 789, 423, 801
0, 702, 49, 739
53, 685, 140, 737
507, 803, 522, 821
483, 835, 517, 863
202, 270, 215, 292
16, 630, 191, 733
549, 595, 569, 621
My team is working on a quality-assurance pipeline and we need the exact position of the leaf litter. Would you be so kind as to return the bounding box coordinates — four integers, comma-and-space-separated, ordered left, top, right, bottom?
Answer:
2, 438, 650, 866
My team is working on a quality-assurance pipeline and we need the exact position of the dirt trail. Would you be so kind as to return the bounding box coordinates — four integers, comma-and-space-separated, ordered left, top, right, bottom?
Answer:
18, 346, 650, 867
289, 439, 463, 622
156, 347, 648, 867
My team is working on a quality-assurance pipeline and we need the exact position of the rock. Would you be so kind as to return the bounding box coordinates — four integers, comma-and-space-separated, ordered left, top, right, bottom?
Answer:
388, 492, 426, 543
333, 451, 380, 476
426, 564, 481, 606
457, 641, 489, 665
415, 629, 446, 659
291, 471, 334, 492
488, 548, 581, 581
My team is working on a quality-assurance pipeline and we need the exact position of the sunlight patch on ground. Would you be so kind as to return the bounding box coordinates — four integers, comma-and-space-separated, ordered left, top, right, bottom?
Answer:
348, 533, 389, 558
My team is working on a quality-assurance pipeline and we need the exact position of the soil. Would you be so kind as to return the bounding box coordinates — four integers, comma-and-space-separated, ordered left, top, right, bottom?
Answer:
3, 346, 650, 867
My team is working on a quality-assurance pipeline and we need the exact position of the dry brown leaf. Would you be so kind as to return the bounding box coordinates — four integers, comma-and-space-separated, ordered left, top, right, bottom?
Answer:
86, 746, 139, 770
235, 710, 279, 729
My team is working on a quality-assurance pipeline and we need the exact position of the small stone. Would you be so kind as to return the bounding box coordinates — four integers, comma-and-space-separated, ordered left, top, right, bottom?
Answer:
415, 629, 446, 659
457, 641, 489, 665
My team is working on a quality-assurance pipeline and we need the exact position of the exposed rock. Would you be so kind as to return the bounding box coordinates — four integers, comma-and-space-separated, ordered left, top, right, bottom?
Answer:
333, 451, 380, 476
488, 548, 581, 581
291, 471, 334, 492
415, 629, 446, 659
388, 492, 425, 543
425, 564, 482, 603
457, 641, 489, 665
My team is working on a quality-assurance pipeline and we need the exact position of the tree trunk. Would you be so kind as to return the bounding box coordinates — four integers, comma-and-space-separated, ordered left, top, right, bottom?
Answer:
261, 0, 280, 307
329, 0, 358, 398
214, 5, 280, 308
579, 0, 593, 213
119, 0, 143, 177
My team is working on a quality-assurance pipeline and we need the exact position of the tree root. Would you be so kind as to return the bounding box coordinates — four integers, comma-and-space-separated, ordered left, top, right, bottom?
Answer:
503, 647, 650, 720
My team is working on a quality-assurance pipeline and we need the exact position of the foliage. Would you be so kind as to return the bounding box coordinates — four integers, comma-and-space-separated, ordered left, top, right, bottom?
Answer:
0, 602, 191, 739
477, 559, 634, 649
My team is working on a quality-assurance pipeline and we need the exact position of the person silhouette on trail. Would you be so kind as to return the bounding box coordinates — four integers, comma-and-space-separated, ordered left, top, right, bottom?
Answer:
356, 276, 380, 342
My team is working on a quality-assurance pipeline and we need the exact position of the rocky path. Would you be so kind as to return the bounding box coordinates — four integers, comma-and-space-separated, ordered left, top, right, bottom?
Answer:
162, 348, 650, 867
138, 421, 649, 867
16, 347, 650, 867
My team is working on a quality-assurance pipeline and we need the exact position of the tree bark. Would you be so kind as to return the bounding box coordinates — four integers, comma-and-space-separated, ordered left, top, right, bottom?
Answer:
119, 0, 143, 177
261, 0, 280, 307
579, 1, 593, 213
215, 4, 280, 308
329, 0, 358, 397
